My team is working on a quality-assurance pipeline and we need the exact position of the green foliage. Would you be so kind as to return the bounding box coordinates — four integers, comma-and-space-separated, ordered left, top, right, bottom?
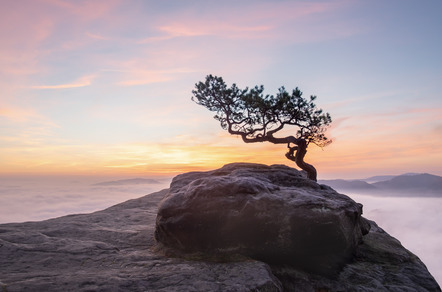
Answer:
192, 75, 332, 147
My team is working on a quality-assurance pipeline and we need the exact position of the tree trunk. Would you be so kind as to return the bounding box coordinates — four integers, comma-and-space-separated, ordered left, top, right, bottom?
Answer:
239, 133, 317, 181
285, 139, 317, 182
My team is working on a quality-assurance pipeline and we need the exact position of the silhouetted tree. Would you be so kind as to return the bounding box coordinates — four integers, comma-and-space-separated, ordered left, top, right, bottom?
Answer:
192, 75, 332, 181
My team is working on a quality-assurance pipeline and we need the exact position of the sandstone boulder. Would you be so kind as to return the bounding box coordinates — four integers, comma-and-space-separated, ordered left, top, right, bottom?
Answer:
155, 163, 370, 276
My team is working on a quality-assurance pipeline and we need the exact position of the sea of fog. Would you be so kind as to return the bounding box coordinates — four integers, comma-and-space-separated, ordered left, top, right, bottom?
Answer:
0, 176, 440, 285
349, 192, 442, 285
0, 175, 172, 224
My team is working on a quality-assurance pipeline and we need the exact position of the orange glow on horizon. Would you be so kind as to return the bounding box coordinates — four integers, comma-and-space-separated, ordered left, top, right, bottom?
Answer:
1, 132, 441, 179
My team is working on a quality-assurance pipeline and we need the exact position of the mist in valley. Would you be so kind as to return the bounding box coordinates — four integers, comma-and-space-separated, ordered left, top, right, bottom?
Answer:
347, 190, 441, 285
0, 175, 172, 224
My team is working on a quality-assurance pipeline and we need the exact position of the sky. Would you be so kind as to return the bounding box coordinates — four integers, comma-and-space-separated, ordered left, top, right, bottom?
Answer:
1, 0, 441, 179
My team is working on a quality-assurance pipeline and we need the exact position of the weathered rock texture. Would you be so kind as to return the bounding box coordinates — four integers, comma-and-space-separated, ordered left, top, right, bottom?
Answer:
0, 163, 440, 291
155, 163, 369, 277
271, 220, 442, 291
0, 190, 281, 292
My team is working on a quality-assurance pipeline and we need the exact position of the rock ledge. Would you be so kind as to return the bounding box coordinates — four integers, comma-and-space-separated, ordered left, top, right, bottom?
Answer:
0, 163, 440, 291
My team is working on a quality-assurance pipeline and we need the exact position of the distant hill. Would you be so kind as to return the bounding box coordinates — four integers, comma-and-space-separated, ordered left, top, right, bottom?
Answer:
372, 173, 442, 191
320, 173, 442, 197
362, 173, 421, 183
361, 175, 396, 184
93, 178, 161, 186
318, 179, 378, 191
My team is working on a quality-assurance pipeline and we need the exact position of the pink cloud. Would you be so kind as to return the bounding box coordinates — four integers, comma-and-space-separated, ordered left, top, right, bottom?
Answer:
157, 23, 273, 39
31, 74, 96, 89
0, 0, 122, 74
0, 2, 54, 45
136, 0, 357, 43
116, 74, 172, 86
0, 107, 38, 123
0, 2, 54, 83
85, 32, 110, 41
42, 0, 122, 21
104, 56, 196, 86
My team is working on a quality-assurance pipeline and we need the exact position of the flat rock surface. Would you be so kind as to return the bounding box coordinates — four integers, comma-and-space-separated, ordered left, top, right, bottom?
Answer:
0, 189, 281, 292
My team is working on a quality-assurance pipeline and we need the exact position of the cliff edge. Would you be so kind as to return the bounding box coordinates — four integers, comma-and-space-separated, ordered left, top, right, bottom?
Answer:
0, 163, 440, 291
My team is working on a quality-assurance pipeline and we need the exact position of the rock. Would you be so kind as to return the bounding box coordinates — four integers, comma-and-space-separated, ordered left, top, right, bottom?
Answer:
0, 189, 282, 292
155, 163, 369, 277
271, 220, 442, 291
0, 164, 440, 291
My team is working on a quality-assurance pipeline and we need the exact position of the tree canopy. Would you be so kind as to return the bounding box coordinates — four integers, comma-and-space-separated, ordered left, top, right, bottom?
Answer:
191, 75, 332, 181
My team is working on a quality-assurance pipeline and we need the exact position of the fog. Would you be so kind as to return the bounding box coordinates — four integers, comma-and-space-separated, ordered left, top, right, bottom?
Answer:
0, 176, 172, 223
349, 192, 442, 285
0, 176, 440, 285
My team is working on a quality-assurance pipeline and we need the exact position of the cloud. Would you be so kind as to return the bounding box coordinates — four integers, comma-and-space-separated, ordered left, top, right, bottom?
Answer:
42, 0, 122, 21
434, 124, 442, 137
155, 23, 273, 40
324, 90, 405, 111
104, 62, 196, 86
31, 74, 96, 89
0, 0, 122, 82
0, 103, 61, 171
115, 71, 173, 86
0, 131, 280, 175
0, 107, 39, 123
0, 2, 54, 85
85, 32, 110, 40
0, 103, 59, 129
136, 0, 358, 43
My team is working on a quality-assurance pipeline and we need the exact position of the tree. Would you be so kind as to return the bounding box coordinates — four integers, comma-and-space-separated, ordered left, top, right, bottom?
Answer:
191, 75, 332, 181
